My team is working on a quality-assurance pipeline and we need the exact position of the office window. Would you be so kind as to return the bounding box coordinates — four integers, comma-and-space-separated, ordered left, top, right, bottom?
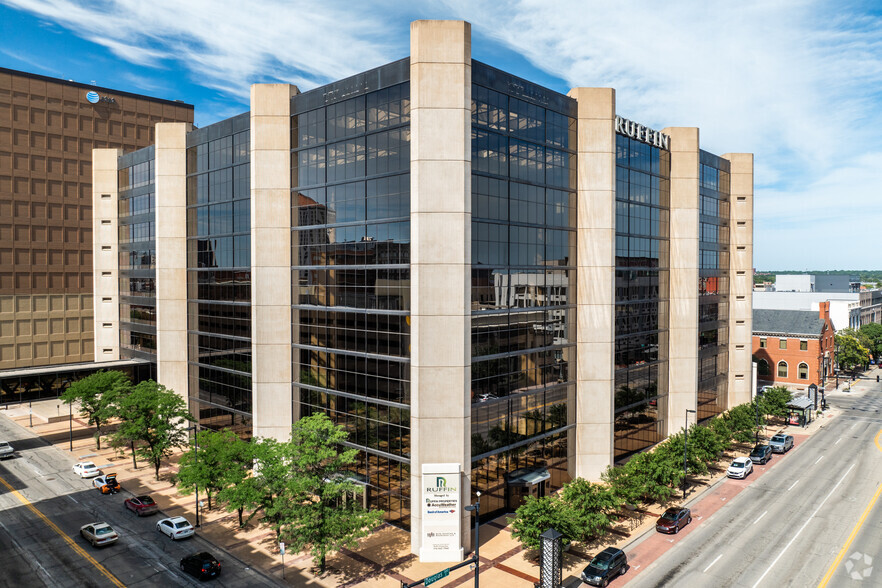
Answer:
800, 340, 808, 351
779, 339, 787, 350
778, 361, 788, 378
759, 338, 766, 348
798, 362, 809, 379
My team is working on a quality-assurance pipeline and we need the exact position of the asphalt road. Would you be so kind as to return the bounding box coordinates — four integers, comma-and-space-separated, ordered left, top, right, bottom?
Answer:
0, 413, 280, 588
626, 379, 882, 588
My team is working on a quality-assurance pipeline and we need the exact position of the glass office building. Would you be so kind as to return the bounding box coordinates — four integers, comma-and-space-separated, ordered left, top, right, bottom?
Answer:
92, 19, 753, 557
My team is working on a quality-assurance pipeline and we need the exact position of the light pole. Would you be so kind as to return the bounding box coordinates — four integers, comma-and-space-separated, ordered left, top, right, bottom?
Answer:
754, 391, 764, 443
683, 409, 696, 500
187, 424, 201, 527
464, 491, 481, 588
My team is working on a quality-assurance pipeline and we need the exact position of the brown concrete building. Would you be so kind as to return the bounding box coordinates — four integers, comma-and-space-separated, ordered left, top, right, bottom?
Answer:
0, 68, 193, 370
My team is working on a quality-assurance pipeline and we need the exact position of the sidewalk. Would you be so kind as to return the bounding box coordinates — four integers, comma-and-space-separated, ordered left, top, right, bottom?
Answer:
0, 397, 841, 588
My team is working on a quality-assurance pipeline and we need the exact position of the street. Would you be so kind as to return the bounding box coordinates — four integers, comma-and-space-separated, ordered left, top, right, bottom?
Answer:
625, 378, 882, 588
0, 413, 280, 588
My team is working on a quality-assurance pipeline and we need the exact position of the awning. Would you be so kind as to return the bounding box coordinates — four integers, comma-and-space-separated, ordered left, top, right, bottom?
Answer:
786, 396, 814, 410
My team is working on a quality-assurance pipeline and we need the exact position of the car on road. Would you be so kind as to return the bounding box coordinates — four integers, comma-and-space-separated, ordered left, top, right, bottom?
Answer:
0, 441, 14, 459
157, 516, 195, 540
124, 495, 159, 516
749, 444, 773, 465
72, 461, 101, 478
180, 552, 222, 580
92, 473, 121, 494
769, 434, 794, 453
727, 456, 753, 479
656, 507, 692, 534
80, 522, 119, 547
581, 547, 628, 587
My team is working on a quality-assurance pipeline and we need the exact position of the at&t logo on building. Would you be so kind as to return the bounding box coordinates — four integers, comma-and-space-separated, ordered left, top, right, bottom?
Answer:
86, 91, 116, 104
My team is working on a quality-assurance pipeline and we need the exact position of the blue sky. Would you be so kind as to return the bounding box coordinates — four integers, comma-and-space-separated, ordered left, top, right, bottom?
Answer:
2, 0, 880, 271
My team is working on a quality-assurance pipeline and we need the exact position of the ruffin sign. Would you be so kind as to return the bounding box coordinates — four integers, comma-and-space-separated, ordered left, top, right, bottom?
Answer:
419, 463, 463, 562
615, 115, 669, 150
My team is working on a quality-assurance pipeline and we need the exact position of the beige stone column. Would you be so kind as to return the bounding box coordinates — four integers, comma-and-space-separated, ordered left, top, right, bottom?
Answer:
723, 153, 754, 406
155, 123, 191, 400
250, 84, 297, 441
664, 127, 699, 433
409, 20, 472, 560
92, 148, 123, 362
567, 88, 616, 480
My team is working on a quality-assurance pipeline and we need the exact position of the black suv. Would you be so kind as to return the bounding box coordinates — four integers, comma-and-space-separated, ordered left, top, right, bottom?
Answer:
581, 547, 627, 586
749, 444, 773, 465
180, 552, 221, 580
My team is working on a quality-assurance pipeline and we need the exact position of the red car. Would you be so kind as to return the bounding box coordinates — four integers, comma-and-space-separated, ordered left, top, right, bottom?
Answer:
124, 495, 159, 516
655, 507, 692, 534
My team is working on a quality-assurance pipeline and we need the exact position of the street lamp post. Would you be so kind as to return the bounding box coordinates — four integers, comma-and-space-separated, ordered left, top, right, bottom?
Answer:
187, 424, 201, 528
683, 409, 696, 500
464, 491, 481, 588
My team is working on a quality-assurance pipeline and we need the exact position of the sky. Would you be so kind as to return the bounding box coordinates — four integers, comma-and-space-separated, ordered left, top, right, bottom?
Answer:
1, 0, 880, 271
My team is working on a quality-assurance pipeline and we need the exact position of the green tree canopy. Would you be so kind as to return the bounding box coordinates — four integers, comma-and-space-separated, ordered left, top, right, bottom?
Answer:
859, 323, 882, 360
60, 370, 130, 450
111, 380, 193, 479
177, 429, 253, 511
836, 331, 870, 371
511, 494, 571, 550
559, 478, 622, 542
759, 386, 791, 418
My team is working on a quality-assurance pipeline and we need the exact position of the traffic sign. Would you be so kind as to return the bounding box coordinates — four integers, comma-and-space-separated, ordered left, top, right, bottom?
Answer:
424, 568, 449, 586
279, 542, 285, 555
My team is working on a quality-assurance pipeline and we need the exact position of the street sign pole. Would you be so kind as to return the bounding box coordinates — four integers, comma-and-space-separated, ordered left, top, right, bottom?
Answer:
280, 541, 285, 579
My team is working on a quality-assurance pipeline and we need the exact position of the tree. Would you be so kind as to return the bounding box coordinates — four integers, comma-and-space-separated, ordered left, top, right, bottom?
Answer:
177, 429, 253, 512
836, 332, 869, 372
511, 494, 571, 550
560, 478, 622, 542
707, 416, 734, 452
278, 413, 384, 572
759, 386, 791, 418
60, 370, 130, 450
723, 403, 759, 444
111, 380, 193, 479
859, 323, 882, 360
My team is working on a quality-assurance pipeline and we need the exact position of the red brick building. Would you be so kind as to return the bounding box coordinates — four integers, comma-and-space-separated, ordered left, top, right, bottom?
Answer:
752, 302, 835, 393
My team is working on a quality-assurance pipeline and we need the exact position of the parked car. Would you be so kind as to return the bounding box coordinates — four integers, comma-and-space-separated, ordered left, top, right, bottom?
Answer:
769, 434, 794, 453
749, 444, 773, 465
0, 441, 14, 459
72, 461, 101, 478
124, 495, 159, 516
92, 473, 121, 494
581, 547, 628, 587
727, 456, 754, 479
180, 551, 222, 580
656, 507, 691, 534
157, 516, 195, 540
80, 522, 119, 547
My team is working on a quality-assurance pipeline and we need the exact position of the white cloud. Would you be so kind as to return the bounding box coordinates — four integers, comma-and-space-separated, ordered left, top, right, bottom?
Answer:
3, 0, 401, 96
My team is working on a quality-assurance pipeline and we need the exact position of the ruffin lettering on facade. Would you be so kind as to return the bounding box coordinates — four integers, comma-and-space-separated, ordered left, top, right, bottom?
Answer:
615, 115, 670, 150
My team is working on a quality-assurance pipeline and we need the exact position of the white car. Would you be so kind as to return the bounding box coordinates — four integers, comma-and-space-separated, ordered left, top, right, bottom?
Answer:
80, 522, 119, 547
727, 456, 754, 479
73, 461, 101, 478
0, 441, 14, 459
156, 516, 195, 540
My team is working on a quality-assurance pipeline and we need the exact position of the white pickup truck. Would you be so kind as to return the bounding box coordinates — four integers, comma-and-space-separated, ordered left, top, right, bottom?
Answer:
0, 441, 14, 459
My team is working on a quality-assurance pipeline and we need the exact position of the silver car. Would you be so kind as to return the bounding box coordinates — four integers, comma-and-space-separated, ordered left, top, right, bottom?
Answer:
769, 434, 794, 453
0, 441, 13, 459
80, 522, 119, 547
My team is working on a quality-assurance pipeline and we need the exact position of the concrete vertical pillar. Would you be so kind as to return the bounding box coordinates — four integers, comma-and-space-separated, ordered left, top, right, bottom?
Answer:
567, 88, 616, 480
92, 148, 123, 362
723, 153, 754, 406
664, 127, 700, 433
409, 20, 472, 559
155, 122, 191, 400
250, 84, 297, 440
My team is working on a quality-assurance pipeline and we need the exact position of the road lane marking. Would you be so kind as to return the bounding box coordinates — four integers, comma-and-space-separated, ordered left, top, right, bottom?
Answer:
754, 510, 768, 524
0, 473, 126, 588
704, 554, 723, 573
814, 456, 824, 465
752, 463, 855, 588
834, 437, 842, 445
818, 430, 882, 587
67, 495, 78, 504
788, 480, 800, 491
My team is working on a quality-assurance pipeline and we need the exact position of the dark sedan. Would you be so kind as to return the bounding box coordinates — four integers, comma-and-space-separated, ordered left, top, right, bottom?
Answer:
656, 507, 692, 534
180, 552, 221, 580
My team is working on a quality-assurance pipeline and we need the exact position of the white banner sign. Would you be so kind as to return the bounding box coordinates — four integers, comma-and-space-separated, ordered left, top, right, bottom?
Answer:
419, 463, 463, 562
